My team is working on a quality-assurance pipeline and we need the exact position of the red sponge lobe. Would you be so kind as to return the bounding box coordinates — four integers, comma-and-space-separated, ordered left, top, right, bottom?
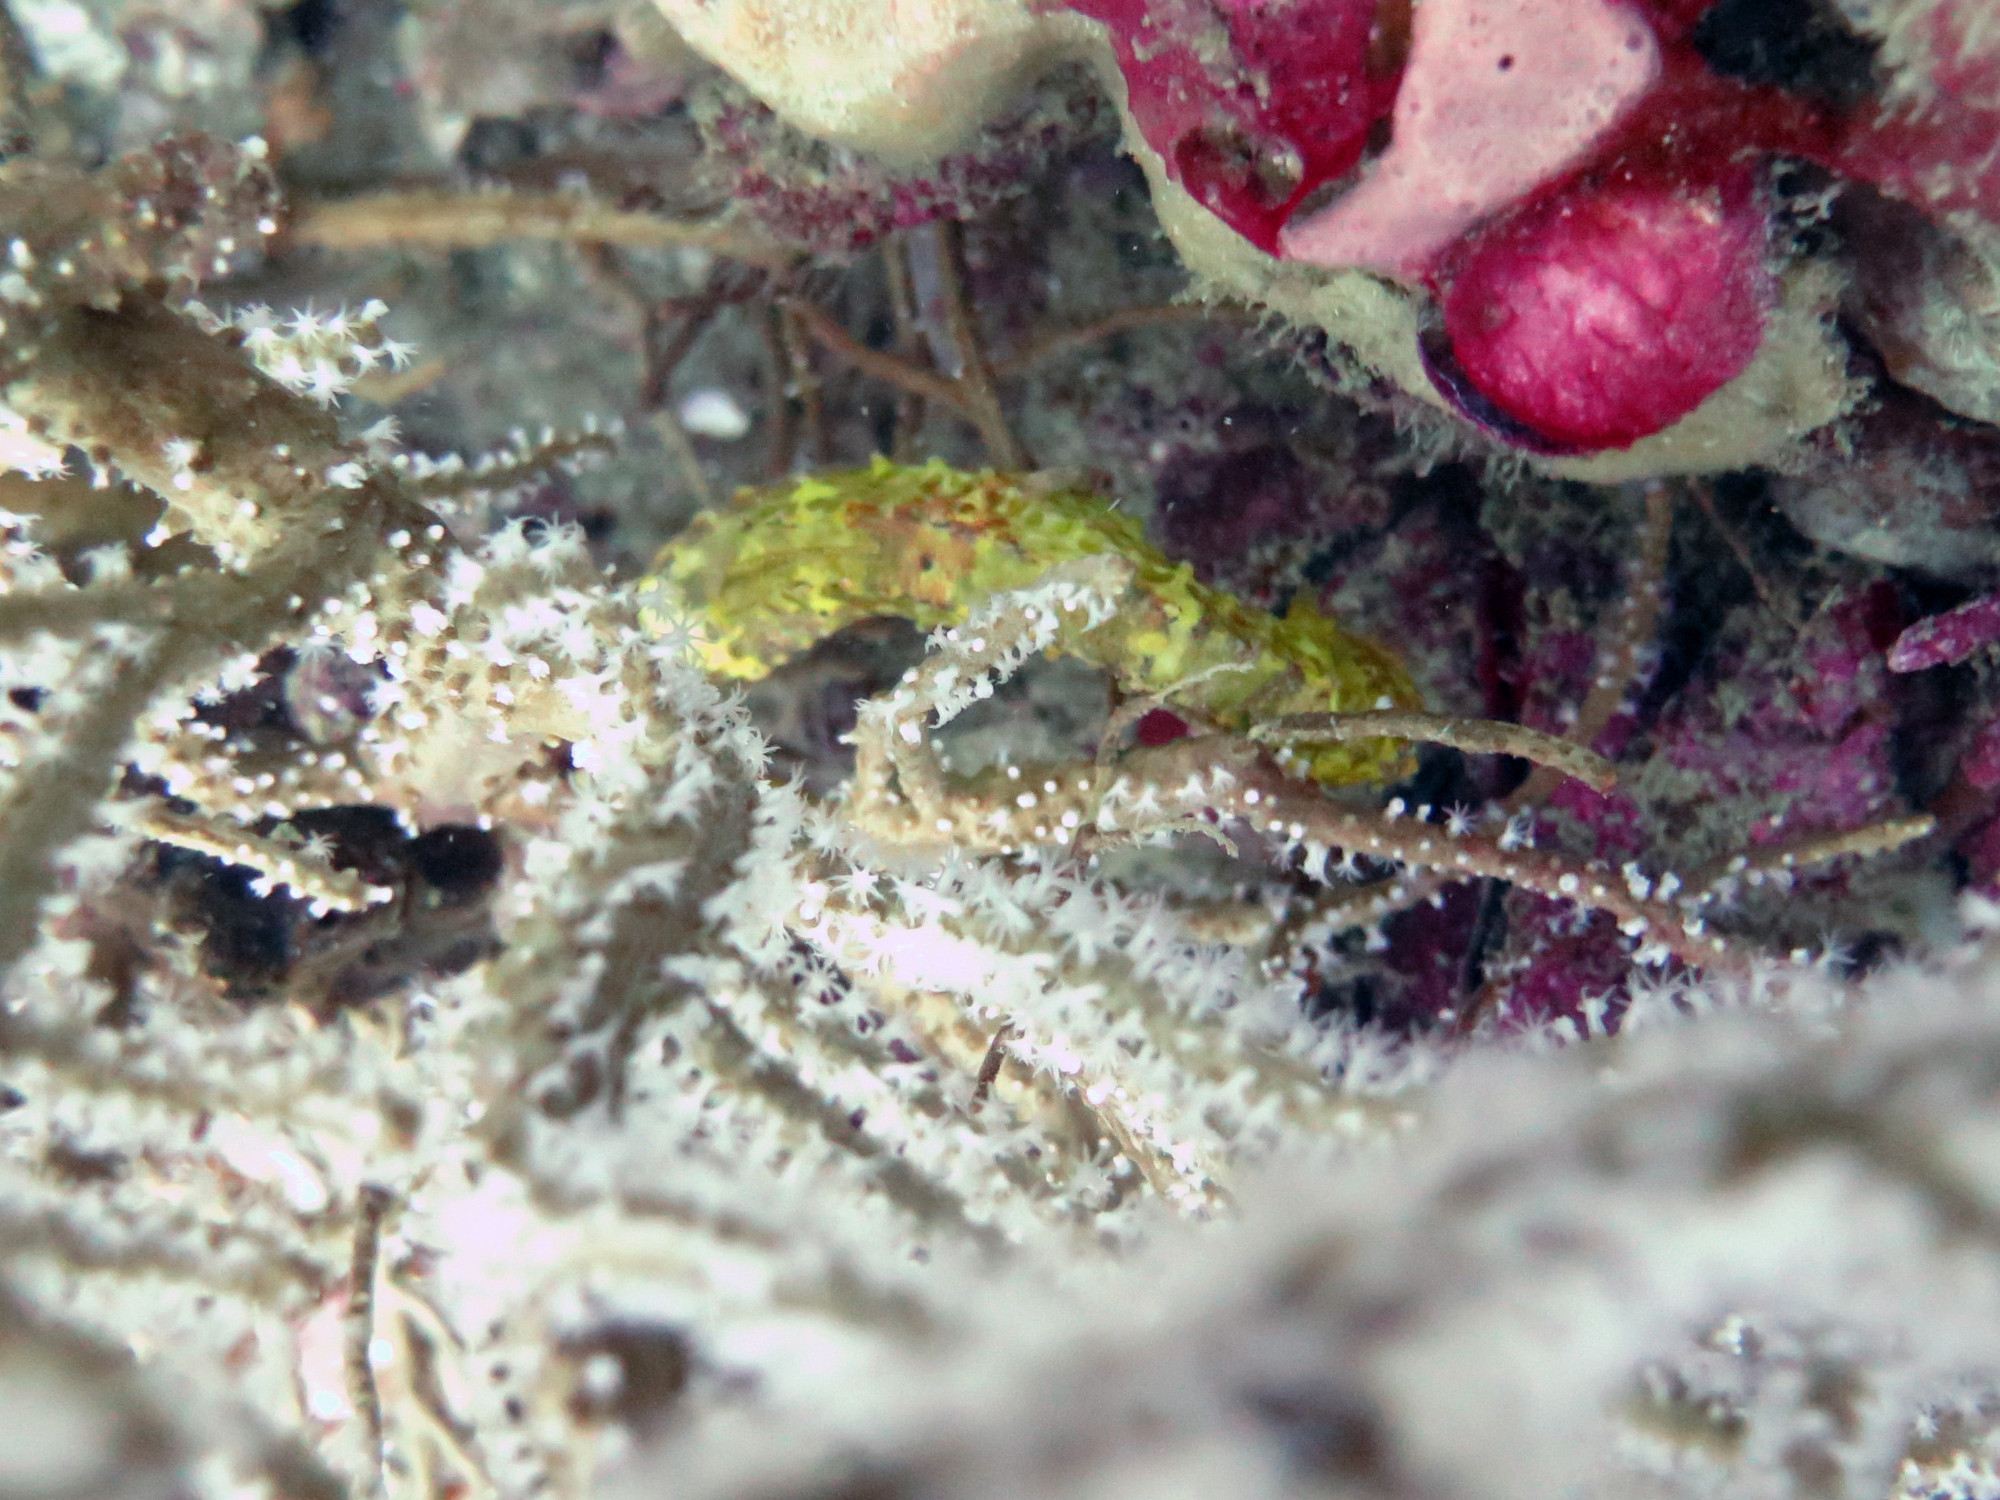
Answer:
1432, 165, 1775, 452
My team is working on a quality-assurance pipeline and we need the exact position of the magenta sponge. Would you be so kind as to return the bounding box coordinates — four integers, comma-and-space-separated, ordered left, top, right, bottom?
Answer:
1429, 165, 1775, 453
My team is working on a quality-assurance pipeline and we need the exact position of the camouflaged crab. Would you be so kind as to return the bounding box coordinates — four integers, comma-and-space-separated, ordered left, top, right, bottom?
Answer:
652, 459, 1936, 1016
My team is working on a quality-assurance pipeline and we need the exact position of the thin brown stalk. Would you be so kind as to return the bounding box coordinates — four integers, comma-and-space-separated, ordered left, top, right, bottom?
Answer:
1254, 709, 1619, 793
642, 293, 726, 410
932, 221, 1029, 469
992, 301, 1245, 379
783, 295, 974, 417
970, 1021, 1015, 1108
288, 188, 794, 268
1448, 481, 1677, 1031
346, 1184, 393, 1492
1690, 477, 1786, 618
785, 225, 1032, 468
760, 303, 801, 481
1121, 737, 1757, 976
1513, 478, 1673, 806
883, 234, 930, 460
1688, 814, 1939, 900
778, 301, 826, 469
652, 410, 717, 510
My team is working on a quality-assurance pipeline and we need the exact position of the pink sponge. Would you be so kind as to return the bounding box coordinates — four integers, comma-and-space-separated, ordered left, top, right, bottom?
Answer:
1427, 164, 1775, 452
1279, 0, 1660, 280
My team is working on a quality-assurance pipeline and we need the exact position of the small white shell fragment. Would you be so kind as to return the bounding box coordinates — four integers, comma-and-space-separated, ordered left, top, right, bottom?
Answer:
677, 389, 753, 442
